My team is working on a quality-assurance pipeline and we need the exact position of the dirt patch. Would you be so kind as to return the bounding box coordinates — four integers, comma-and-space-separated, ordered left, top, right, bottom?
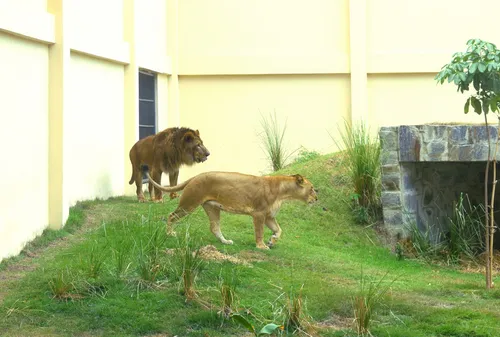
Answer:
316, 313, 353, 332
198, 245, 251, 266
165, 245, 261, 267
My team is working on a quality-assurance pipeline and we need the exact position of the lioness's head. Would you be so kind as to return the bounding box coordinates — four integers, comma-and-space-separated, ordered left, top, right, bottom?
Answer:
182, 129, 210, 164
292, 174, 318, 204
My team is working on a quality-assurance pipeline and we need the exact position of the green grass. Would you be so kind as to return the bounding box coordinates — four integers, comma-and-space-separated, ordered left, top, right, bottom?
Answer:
333, 120, 382, 224
0, 154, 499, 336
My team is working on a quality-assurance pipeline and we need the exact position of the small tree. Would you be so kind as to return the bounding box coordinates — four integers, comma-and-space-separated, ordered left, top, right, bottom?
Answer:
435, 38, 500, 289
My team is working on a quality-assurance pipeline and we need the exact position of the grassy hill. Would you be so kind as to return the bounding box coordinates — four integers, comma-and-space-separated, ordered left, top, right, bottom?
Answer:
0, 153, 499, 337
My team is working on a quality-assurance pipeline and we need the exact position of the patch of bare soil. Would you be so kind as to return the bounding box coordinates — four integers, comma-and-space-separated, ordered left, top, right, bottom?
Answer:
165, 245, 265, 267
316, 314, 353, 332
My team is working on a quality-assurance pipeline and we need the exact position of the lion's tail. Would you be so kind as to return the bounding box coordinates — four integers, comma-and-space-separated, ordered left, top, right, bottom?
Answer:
128, 169, 135, 185
128, 150, 135, 185
141, 165, 193, 192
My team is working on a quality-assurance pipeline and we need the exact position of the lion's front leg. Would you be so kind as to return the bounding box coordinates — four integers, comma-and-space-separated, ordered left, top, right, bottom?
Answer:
150, 168, 163, 203
168, 170, 180, 200
265, 217, 282, 248
252, 214, 269, 250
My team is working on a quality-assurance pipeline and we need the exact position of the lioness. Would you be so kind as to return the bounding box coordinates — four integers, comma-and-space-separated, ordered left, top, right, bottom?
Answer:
143, 166, 318, 250
129, 127, 210, 203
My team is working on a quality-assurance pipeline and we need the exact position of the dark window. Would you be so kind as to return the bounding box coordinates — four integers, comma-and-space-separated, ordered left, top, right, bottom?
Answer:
138, 70, 157, 182
139, 71, 156, 140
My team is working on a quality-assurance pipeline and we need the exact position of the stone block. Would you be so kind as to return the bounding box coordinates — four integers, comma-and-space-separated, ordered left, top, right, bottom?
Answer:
402, 191, 418, 213
379, 128, 399, 151
423, 125, 448, 142
470, 125, 497, 142
381, 192, 401, 208
473, 143, 490, 161
449, 144, 473, 161
399, 125, 421, 162
383, 209, 403, 226
381, 173, 400, 191
380, 150, 399, 165
448, 125, 468, 145
401, 168, 415, 190
381, 164, 400, 175
423, 140, 447, 161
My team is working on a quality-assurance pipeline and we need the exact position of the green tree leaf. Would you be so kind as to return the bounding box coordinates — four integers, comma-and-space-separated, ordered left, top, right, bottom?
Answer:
464, 97, 471, 114
231, 314, 256, 335
478, 63, 487, 72
258, 324, 282, 336
471, 96, 482, 114
469, 63, 478, 74
489, 97, 498, 112
482, 98, 490, 113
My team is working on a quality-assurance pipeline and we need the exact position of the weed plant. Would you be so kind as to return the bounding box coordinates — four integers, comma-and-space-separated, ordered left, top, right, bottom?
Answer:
333, 120, 382, 223
258, 110, 296, 172
352, 268, 396, 336
172, 226, 205, 301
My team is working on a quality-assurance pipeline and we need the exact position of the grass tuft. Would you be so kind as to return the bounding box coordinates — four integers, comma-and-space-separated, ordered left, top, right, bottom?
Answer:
332, 120, 382, 224
171, 226, 205, 302
352, 268, 397, 336
258, 110, 297, 172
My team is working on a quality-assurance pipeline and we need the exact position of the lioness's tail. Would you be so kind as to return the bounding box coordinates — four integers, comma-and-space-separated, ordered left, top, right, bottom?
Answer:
141, 165, 193, 192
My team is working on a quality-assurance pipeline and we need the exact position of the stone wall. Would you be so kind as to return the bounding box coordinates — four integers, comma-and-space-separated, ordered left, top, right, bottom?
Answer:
379, 124, 499, 239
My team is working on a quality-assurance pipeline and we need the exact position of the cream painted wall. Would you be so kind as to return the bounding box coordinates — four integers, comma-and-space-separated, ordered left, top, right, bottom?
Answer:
64, 53, 125, 217
366, 0, 500, 73
0, 33, 49, 260
135, 0, 168, 73
178, 0, 349, 74
0, 0, 47, 13
69, 0, 123, 43
368, 74, 485, 129
178, 75, 350, 180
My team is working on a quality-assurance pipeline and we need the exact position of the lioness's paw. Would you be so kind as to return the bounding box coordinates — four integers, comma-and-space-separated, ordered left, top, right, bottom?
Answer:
256, 243, 270, 250
166, 230, 177, 237
222, 239, 233, 245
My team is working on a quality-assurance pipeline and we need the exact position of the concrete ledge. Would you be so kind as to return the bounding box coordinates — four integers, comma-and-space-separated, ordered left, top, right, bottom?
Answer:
70, 39, 130, 65
0, 9, 55, 44
178, 54, 350, 75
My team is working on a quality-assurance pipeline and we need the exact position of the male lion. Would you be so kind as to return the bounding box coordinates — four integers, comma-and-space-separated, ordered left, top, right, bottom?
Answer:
142, 166, 318, 250
129, 127, 210, 203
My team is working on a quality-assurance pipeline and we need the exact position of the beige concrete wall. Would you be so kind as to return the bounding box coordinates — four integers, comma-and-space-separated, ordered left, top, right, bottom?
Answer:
64, 54, 125, 218
0, 33, 49, 260
177, 0, 350, 178
177, 0, 349, 75
0, 0, 170, 261
179, 75, 351, 179
365, 0, 499, 128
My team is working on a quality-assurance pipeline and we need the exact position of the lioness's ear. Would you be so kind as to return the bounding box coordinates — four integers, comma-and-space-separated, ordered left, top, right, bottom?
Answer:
183, 132, 194, 143
294, 174, 304, 186
195, 129, 200, 136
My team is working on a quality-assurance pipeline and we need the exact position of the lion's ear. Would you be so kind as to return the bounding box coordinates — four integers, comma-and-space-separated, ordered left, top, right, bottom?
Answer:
294, 174, 304, 186
183, 132, 194, 143
195, 129, 200, 136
